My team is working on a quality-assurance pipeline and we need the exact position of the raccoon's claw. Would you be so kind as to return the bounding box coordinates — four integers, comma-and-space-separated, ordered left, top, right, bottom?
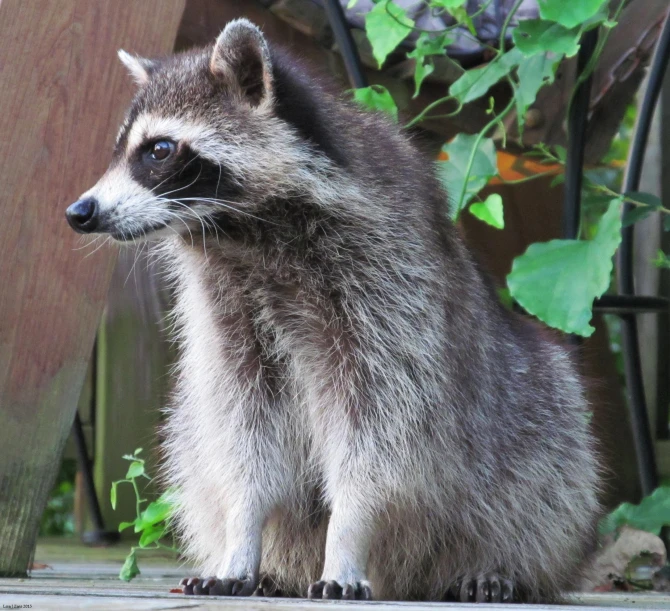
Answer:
252, 574, 282, 597
180, 576, 256, 596
180, 577, 205, 595
308, 579, 372, 600
447, 575, 514, 603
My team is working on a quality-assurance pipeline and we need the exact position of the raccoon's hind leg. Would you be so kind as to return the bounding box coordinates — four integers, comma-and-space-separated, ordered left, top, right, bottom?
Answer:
446, 575, 515, 603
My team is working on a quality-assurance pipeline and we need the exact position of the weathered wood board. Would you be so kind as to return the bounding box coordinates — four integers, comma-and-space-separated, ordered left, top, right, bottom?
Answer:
0, 0, 184, 576
0, 540, 668, 610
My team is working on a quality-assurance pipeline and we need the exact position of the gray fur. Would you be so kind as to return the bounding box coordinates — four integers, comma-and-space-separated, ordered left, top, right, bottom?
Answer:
75, 19, 600, 602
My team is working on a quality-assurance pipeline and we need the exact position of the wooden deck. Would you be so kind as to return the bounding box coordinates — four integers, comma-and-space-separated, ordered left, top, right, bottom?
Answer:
1, 540, 669, 610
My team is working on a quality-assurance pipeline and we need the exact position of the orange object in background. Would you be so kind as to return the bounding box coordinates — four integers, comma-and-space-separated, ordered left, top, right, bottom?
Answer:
437, 148, 562, 184
491, 150, 563, 184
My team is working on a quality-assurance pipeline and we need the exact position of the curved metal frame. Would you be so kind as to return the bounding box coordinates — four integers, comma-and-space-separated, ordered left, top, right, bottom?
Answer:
613, 9, 670, 496
324, 0, 670, 498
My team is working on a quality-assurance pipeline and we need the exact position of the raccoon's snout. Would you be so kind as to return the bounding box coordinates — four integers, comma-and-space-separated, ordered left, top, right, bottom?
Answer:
66, 197, 98, 233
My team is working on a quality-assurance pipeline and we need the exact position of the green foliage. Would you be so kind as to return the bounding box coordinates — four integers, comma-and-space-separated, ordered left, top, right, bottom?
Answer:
653, 251, 670, 269
365, 1, 414, 68
512, 19, 581, 57
449, 48, 523, 105
352, 85, 398, 121
40, 458, 76, 537
438, 134, 497, 218
119, 548, 141, 582
432, 0, 467, 8
515, 53, 560, 134
601, 486, 670, 536
356, 0, 670, 342
126, 461, 145, 479
109, 449, 178, 582
133, 492, 174, 533
538, 0, 608, 29
507, 200, 622, 337
408, 32, 452, 97
469, 194, 504, 229
621, 192, 662, 227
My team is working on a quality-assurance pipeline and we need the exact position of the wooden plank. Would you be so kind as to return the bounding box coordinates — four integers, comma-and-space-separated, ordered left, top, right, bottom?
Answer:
0, 0, 184, 577
0, 540, 668, 609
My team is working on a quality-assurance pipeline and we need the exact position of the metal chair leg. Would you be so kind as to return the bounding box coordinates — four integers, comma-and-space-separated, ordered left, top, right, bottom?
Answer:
72, 342, 120, 545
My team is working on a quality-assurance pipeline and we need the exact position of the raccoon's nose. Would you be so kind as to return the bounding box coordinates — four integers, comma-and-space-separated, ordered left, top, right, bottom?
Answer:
66, 197, 98, 233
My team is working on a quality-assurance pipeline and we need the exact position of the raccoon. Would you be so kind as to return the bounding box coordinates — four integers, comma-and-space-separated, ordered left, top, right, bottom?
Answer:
66, 19, 600, 603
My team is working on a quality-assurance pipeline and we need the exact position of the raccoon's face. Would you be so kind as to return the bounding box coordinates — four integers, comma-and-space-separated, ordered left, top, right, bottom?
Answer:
66, 19, 297, 242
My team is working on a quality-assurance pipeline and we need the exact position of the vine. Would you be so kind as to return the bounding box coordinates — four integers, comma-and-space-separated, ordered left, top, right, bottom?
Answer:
352, 0, 667, 338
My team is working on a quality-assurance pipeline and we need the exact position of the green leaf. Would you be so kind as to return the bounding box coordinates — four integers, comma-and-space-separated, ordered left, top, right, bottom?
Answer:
507, 199, 623, 337
126, 461, 145, 480
347, 0, 358, 8
365, 1, 414, 68
582, 9, 610, 31
118, 521, 135, 533
622, 207, 655, 228
412, 59, 435, 98
412, 31, 452, 56
624, 191, 663, 208
134, 448, 143, 455
621, 192, 662, 227
438, 134, 497, 218
352, 85, 398, 122
431, 0, 473, 31
469, 193, 504, 229
134, 500, 173, 532
119, 549, 140, 582
408, 32, 451, 97
122, 454, 143, 462
448, 6, 476, 35
652, 251, 670, 269
139, 525, 166, 548
449, 48, 523, 105
600, 486, 670, 536
538, 0, 608, 29
516, 52, 561, 134
550, 173, 565, 188
513, 19, 581, 58
110, 481, 118, 510
432, 0, 467, 8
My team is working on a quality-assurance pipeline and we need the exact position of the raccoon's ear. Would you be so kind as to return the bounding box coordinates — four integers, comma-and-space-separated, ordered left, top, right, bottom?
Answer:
118, 50, 157, 86
210, 19, 273, 107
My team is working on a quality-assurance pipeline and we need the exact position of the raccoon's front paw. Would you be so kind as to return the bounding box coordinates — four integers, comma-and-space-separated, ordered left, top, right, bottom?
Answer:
308, 579, 372, 600
180, 575, 257, 596
252, 574, 283, 597
447, 574, 514, 603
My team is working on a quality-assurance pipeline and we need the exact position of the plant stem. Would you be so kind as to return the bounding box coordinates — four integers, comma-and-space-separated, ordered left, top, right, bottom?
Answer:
498, 0, 525, 51
131, 478, 142, 520
455, 95, 517, 213
383, 0, 494, 36
405, 98, 461, 128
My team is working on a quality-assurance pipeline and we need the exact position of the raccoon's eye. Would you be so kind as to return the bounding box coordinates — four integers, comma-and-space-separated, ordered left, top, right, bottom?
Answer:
149, 140, 174, 161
